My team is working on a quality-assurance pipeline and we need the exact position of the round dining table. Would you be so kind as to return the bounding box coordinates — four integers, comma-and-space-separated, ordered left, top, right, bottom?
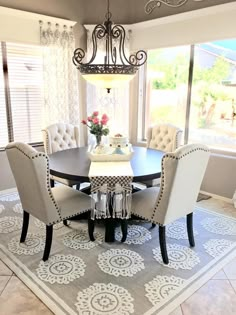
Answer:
48, 146, 164, 242
49, 146, 164, 183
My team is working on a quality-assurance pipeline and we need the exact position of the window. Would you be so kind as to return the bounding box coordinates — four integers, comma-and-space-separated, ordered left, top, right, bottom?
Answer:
0, 47, 8, 147
0, 42, 43, 148
139, 46, 190, 142
189, 41, 236, 151
140, 39, 236, 152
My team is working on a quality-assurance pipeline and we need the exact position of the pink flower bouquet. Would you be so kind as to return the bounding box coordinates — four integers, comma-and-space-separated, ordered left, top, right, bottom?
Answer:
81, 111, 109, 144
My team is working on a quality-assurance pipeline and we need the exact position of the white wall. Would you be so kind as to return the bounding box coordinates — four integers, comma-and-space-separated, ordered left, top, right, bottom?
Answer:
0, 6, 76, 45
130, 3, 236, 51
201, 153, 236, 200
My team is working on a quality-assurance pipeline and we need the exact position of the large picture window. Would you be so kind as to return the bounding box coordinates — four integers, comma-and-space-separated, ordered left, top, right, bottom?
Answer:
0, 42, 43, 148
189, 42, 236, 151
139, 46, 190, 143
141, 39, 236, 152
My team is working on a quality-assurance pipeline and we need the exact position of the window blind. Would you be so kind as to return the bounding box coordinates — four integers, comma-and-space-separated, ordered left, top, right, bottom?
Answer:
0, 42, 44, 148
6, 43, 43, 144
0, 48, 9, 147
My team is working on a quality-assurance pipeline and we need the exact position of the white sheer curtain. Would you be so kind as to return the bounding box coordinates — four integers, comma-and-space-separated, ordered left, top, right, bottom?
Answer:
40, 22, 79, 127
86, 29, 130, 144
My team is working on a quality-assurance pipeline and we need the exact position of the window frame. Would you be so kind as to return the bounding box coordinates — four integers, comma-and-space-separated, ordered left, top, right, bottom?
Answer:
0, 41, 44, 150
138, 43, 236, 155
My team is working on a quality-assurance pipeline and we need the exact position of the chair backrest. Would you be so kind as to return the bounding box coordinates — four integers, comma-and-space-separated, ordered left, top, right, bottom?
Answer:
42, 123, 79, 154
147, 123, 183, 152
153, 143, 210, 225
6, 142, 61, 225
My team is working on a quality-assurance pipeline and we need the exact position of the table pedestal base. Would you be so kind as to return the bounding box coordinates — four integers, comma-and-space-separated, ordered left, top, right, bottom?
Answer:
88, 218, 128, 243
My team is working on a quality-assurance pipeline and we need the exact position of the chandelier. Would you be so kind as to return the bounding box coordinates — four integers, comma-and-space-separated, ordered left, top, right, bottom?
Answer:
72, 0, 147, 93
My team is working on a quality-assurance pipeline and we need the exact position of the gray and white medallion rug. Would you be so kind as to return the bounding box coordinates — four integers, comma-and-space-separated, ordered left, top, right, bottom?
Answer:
1, 190, 236, 315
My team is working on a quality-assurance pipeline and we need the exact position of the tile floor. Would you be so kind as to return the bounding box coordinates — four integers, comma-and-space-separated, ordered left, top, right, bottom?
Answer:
0, 197, 236, 315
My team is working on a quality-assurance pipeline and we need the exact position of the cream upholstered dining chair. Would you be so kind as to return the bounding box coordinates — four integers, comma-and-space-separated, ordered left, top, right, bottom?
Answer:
141, 123, 183, 187
6, 142, 94, 261
131, 143, 210, 264
42, 123, 82, 189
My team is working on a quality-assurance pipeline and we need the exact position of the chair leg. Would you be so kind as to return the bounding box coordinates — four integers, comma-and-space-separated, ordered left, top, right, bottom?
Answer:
88, 218, 95, 241
80, 185, 91, 195
20, 211, 29, 243
159, 226, 169, 264
43, 225, 53, 262
120, 219, 128, 242
76, 183, 80, 190
187, 212, 195, 247
63, 219, 68, 226
50, 179, 55, 188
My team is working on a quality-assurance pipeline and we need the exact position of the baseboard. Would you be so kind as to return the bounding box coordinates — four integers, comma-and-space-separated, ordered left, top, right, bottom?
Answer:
200, 190, 233, 204
0, 187, 17, 195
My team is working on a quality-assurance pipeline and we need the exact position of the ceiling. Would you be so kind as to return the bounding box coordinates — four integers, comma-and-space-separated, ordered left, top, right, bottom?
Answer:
0, 0, 234, 25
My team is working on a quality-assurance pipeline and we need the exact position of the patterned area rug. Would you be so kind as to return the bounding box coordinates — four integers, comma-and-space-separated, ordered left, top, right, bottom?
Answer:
0, 190, 236, 315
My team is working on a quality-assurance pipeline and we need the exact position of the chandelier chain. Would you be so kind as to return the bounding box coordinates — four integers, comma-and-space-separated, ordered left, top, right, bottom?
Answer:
105, 0, 112, 21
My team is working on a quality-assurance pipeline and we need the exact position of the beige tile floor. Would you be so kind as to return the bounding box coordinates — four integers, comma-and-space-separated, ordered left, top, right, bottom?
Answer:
0, 197, 236, 315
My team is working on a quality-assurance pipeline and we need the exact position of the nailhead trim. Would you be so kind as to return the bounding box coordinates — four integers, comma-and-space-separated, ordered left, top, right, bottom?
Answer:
47, 208, 92, 226
130, 211, 163, 226
175, 129, 183, 151
6, 143, 62, 221
151, 146, 210, 220
42, 129, 50, 154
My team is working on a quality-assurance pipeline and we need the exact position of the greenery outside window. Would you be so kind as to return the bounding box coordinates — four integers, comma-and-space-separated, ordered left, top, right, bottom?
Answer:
140, 39, 236, 152
189, 43, 236, 151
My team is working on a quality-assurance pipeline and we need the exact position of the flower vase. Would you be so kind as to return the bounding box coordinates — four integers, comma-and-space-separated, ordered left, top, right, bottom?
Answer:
95, 135, 102, 147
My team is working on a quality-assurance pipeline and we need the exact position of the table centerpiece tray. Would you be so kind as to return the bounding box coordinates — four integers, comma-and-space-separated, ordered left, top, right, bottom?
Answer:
87, 144, 134, 162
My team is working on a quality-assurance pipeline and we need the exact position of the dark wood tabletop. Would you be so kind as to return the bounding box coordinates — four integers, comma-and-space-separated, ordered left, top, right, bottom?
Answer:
49, 146, 164, 182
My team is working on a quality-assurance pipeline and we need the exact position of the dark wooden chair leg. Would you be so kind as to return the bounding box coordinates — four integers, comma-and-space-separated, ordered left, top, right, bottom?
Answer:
151, 223, 156, 228
63, 219, 68, 226
120, 219, 128, 242
50, 179, 55, 188
159, 226, 169, 264
76, 183, 80, 190
80, 185, 91, 195
187, 212, 195, 247
20, 211, 29, 243
43, 225, 53, 262
88, 218, 95, 241
132, 185, 141, 193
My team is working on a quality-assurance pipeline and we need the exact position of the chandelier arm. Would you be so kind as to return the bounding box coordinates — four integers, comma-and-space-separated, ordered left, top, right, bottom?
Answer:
88, 24, 107, 64
111, 25, 127, 66
112, 25, 147, 67
72, 24, 107, 66
109, 30, 117, 65
105, 32, 109, 65
129, 50, 147, 67
72, 48, 85, 66
119, 29, 127, 66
